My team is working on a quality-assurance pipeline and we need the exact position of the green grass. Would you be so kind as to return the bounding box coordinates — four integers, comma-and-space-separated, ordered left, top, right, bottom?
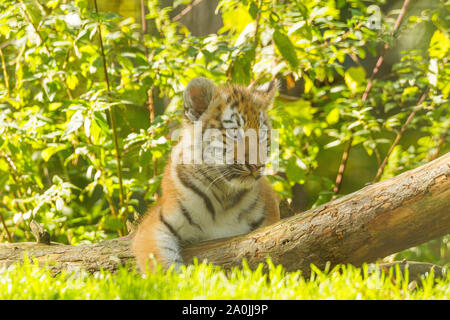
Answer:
0, 258, 448, 300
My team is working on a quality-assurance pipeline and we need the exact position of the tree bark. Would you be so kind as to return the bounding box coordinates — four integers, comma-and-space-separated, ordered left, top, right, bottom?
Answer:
1, 153, 449, 276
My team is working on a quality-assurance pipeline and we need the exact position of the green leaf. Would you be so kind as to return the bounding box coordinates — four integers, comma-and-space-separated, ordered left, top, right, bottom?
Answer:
326, 107, 340, 125
41, 145, 68, 162
344, 66, 366, 92
67, 74, 79, 90
231, 44, 255, 85
324, 139, 341, 149
93, 112, 110, 136
429, 30, 450, 59
248, 2, 259, 20
52, 175, 63, 185
273, 28, 299, 70
303, 73, 314, 93
103, 216, 124, 231
286, 157, 305, 183
49, 102, 63, 111
220, 3, 253, 34
282, 99, 313, 119
55, 198, 64, 211
401, 86, 418, 102
384, 102, 397, 113
90, 118, 102, 144
63, 110, 84, 138
84, 117, 91, 137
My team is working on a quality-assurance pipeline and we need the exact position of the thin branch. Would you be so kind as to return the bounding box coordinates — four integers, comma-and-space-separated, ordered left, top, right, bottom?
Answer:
248, 0, 264, 83
18, 0, 49, 52
317, 23, 362, 49
0, 211, 12, 242
93, 0, 127, 235
373, 88, 428, 182
248, 72, 271, 89
140, 0, 147, 33
429, 124, 449, 161
333, 0, 411, 194
0, 40, 12, 50
172, 0, 205, 22
0, 151, 32, 240
333, 136, 353, 194
144, 86, 158, 201
140, 0, 155, 125
0, 48, 10, 96
253, 0, 263, 49
18, 0, 73, 99
139, 1, 159, 202
362, 0, 411, 101
33, 0, 48, 16
146, 85, 156, 123
1, 151, 24, 196
85, 152, 122, 226
140, 0, 149, 57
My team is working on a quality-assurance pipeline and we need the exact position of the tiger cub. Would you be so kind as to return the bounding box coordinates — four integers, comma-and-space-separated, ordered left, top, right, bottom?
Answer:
132, 77, 280, 272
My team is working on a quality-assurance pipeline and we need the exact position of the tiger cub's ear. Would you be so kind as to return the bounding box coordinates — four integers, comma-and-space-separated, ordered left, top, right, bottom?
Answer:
252, 79, 278, 109
183, 77, 217, 122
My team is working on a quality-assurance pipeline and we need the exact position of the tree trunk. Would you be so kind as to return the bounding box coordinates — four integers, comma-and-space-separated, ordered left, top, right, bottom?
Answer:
1, 153, 449, 276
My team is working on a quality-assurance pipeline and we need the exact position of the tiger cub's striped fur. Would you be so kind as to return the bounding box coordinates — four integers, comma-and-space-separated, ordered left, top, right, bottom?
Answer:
132, 77, 280, 272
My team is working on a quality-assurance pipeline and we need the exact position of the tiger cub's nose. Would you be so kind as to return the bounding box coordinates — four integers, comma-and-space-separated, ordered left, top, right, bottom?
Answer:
245, 163, 264, 173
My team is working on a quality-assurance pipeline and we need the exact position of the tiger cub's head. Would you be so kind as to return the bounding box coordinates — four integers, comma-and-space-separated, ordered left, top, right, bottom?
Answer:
177, 77, 277, 186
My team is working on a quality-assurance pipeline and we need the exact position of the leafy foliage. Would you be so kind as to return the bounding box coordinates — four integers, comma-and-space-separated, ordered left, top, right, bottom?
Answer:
0, 0, 448, 264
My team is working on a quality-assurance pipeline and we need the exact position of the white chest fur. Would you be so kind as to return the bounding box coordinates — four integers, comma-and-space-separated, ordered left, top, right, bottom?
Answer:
165, 162, 265, 245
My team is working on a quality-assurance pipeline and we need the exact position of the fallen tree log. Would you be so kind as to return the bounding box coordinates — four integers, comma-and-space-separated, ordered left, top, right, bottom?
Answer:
0, 153, 449, 276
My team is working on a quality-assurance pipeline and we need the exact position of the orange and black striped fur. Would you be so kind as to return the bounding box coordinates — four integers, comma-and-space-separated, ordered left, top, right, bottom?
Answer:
132, 77, 280, 272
